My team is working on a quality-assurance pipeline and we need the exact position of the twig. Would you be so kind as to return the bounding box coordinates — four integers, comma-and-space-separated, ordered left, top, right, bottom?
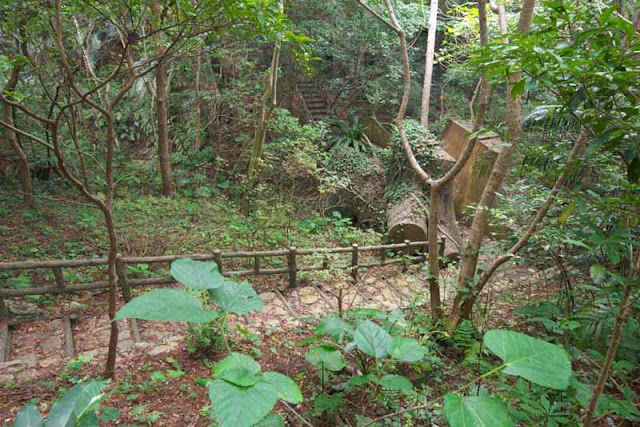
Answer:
281, 401, 314, 427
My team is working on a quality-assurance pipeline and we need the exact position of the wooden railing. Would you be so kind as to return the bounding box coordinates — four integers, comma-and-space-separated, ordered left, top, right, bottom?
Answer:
0, 240, 433, 299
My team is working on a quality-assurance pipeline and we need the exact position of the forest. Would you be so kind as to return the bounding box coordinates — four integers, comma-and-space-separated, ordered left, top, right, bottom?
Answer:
0, 0, 638, 425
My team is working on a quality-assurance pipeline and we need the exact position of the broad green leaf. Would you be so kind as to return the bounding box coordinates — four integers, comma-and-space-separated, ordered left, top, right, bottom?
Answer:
214, 353, 262, 387
114, 289, 218, 323
354, 320, 391, 358
315, 316, 354, 342
208, 379, 278, 427
209, 280, 263, 314
389, 337, 428, 362
379, 375, 413, 393
314, 393, 343, 413
253, 413, 285, 427
444, 393, 514, 427
347, 374, 377, 386
590, 264, 607, 284
263, 372, 303, 404
98, 407, 121, 421
14, 404, 43, 427
170, 258, 225, 290
484, 330, 572, 390
46, 381, 106, 427
305, 344, 346, 371
510, 79, 526, 99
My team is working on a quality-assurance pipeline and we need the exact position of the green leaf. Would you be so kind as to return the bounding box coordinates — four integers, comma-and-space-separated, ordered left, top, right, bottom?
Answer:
379, 375, 413, 393
483, 330, 572, 390
46, 381, 106, 427
315, 316, 354, 342
214, 353, 262, 387
389, 337, 428, 362
98, 407, 121, 421
170, 258, 225, 290
14, 404, 43, 427
590, 264, 607, 284
209, 280, 263, 314
314, 393, 343, 414
114, 289, 219, 323
354, 320, 391, 358
263, 372, 303, 404
510, 79, 526, 99
305, 344, 346, 371
253, 413, 285, 427
150, 371, 166, 382
208, 380, 278, 427
444, 393, 514, 427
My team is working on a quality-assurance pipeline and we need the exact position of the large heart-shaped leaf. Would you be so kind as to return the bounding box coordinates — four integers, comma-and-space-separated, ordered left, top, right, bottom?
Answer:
114, 289, 219, 323
46, 381, 106, 427
208, 380, 278, 427
209, 280, 263, 314
14, 404, 43, 427
305, 344, 346, 371
379, 375, 413, 393
214, 353, 262, 387
170, 258, 225, 290
315, 316, 354, 342
354, 320, 391, 358
483, 329, 572, 390
263, 372, 303, 404
444, 393, 514, 427
253, 413, 285, 427
389, 337, 429, 362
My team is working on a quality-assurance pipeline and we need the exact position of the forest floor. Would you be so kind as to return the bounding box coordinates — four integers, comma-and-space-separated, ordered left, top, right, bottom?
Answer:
0, 189, 566, 425
0, 260, 558, 425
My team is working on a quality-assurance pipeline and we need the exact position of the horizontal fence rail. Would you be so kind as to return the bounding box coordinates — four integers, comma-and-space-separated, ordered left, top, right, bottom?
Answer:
0, 240, 435, 300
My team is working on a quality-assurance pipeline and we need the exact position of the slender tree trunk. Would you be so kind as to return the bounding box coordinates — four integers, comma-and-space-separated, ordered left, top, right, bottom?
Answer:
420, 0, 439, 127
3, 65, 34, 208
585, 252, 639, 426
194, 49, 203, 151
447, 0, 536, 330
247, 40, 281, 183
152, 2, 174, 196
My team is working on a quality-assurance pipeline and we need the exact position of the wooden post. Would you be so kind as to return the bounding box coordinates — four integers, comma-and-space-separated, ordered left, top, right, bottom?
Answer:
322, 256, 329, 270
0, 322, 11, 362
213, 249, 223, 275
115, 254, 141, 343
380, 247, 387, 266
115, 254, 133, 302
63, 315, 76, 358
254, 255, 260, 274
53, 267, 65, 289
403, 239, 411, 272
287, 246, 297, 288
351, 244, 359, 283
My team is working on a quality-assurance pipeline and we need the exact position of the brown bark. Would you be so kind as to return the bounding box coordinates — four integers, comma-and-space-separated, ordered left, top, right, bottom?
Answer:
3, 59, 34, 208
447, 0, 536, 330
152, 2, 174, 196
420, 0, 439, 127
585, 251, 639, 426
194, 49, 203, 151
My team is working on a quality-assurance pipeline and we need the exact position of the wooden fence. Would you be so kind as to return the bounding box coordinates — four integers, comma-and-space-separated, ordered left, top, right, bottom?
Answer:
0, 240, 436, 300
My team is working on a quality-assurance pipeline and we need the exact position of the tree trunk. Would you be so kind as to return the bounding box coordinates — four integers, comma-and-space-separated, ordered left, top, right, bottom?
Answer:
387, 184, 428, 243
152, 2, 174, 196
3, 65, 34, 208
420, 0, 439, 127
194, 49, 203, 151
447, 0, 536, 330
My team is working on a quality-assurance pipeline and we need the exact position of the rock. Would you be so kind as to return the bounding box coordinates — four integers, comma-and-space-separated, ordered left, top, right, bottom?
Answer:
6, 300, 46, 321
70, 301, 87, 309
40, 335, 63, 353
149, 342, 178, 356
117, 340, 134, 352
39, 356, 63, 368
0, 355, 37, 373
0, 373, 14, 383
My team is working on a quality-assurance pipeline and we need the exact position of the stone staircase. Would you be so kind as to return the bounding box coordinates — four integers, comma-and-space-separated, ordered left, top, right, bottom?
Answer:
297, 81, 328, 119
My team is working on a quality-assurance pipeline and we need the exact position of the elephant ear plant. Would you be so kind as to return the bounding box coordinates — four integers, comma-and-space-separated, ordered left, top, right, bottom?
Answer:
115, 259, 302, 426
115, 258, 263, 351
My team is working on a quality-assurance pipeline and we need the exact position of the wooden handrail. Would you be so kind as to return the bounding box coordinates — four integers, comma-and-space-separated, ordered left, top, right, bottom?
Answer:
0, 240, 431, 299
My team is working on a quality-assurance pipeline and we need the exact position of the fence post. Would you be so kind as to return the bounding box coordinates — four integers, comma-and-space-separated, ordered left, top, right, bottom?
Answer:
213, 249, 223, 275
403, 240, 411, 272
351, 244, 359, 283
254, 255, 260, 275
53, 267, 65, 289
287, 246, 297, 288
116, 253, 141, 342
115, 254, 133, 303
